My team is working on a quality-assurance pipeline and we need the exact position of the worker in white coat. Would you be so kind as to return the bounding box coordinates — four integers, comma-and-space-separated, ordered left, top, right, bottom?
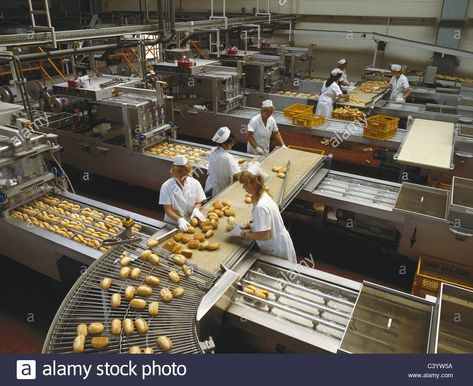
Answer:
247, 100, 287, 156
389, 64, 411, 103
205, 126, 241, 197
315, 68, 350, 118
227, 163, 296, 263
159, 155, 207, 232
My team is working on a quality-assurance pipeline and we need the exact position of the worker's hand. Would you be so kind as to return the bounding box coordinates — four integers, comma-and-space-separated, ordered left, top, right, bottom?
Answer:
177, 217, 190, 232
238, 221, 251, 229
191, 208, 206, 222
226, 225, 243, 238
395, 97, 405, 104
282, 144, 288, 149
255, 146, 264, 155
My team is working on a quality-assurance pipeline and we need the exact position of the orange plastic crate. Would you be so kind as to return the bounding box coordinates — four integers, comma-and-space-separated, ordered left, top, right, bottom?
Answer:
363, 127, 397, 140
292, 113, 325, 128
283, 103, 313, 118
366, 115, 399, 131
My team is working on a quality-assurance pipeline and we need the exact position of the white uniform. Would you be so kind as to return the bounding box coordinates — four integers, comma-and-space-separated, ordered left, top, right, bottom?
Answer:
340, 69, 348, 83
159, 177, 206, 224
389, 74, 410, 102
315, 81, 343, 118
251, 192, 296, 262
247, 114, 279, 155
205, 146, 240, 197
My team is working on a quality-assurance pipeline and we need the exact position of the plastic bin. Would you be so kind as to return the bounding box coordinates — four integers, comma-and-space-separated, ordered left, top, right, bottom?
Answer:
364, 114, 400, 140
292, 113, 325, 128
283, 103, 314, 118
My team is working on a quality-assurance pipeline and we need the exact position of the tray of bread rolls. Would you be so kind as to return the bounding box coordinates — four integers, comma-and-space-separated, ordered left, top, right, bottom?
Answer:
154, 147, 326, 274
145, 140, 210, 167
337, 82, 388, 108
43, 243, 216, 354
9, 194, 153, 253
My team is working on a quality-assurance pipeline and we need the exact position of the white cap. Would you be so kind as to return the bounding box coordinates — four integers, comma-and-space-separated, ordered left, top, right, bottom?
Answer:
337, 58, 347, 65
391, 64, 402, 71
262, 100, 274, 109
212, 126, 231, 144
173, 155, 188, 166
246, 162, 269, 181
331, 68, 342, 76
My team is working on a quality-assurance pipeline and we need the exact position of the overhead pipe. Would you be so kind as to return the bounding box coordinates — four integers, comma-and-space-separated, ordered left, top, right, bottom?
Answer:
15, 43, 135, 62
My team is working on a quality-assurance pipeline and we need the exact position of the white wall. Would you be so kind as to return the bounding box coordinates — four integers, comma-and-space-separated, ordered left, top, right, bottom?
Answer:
103, 0, 473, 78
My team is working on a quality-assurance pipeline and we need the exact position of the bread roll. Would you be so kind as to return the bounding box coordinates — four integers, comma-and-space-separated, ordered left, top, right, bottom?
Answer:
123, 318, 134, 335
205, 229, 214, 238
173, 232, 184, 242
194, 232, 205, 242
135, 318, 149, 334
181, 234, 193, 243
144, 275, 160, 287
222, 200, 231, 207
169, 271, 180, 283
111, 293, 121, 308
207, 242, 221, 251
130, 268, 141, 280
181, 249, 193, 258
147, 239, 159, 248
124, 285, 136, 300
143, 347, 154, 354
172, 287, 184, 297
160, 287, 173, 302
129, 346, 141, 354
101, 277, 112, 290
148, 301, 159, 316
77, 323, 88, 337
198, 241, 209, 250
225, 224, 233, 232
207, 213, 219, 220
157, 336, 173, 352
88, 322, 104, 335
111, 319, 122, 335
224, 209, 235, 217
188, 239, 200, 249
277, 172, 285, 178
130, 299, 147, 309
244, 197, 252, 204
191, 218, 199, 227
228, 216, 235, 224
73, 335, 85, 353
185, 226, 195, 234
119, 266, 131, 279
140, 250, 152, 260
172, 254, 187, 265
120, 256, 131, 267
182, 265, 192, 277
149, 253, 160, 265
134, 285, 151, 298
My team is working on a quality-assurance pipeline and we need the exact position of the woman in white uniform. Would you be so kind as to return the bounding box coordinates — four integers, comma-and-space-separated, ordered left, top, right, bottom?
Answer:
247, 100, 286, 156
159, 155, 207, 231
315, 68, 350, 118
227, 163, 296, 262
389, 64, 411, 103
337, 58, 350, 87
205, 126, 241, 197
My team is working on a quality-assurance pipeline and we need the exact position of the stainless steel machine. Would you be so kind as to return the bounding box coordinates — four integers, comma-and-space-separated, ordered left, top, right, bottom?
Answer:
26, 74, 252, 191
0, 123, 167, 281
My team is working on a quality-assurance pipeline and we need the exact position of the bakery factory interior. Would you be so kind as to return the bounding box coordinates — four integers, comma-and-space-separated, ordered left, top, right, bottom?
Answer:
1, 0, 473, 355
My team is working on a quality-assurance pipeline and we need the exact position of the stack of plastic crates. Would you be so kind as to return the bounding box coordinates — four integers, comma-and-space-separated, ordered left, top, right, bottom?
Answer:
283, 104, 325, 128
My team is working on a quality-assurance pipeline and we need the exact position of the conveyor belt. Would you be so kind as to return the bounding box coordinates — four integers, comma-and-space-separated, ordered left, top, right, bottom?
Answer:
43, 243, 216, 354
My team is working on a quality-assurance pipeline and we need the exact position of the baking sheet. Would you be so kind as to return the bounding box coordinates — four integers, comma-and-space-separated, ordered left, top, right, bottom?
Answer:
396, 119, 455, 170
158, 148, 324, 274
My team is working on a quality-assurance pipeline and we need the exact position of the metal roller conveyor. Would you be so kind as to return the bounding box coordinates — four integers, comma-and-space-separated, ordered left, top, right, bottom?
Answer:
43, 243, 216, 354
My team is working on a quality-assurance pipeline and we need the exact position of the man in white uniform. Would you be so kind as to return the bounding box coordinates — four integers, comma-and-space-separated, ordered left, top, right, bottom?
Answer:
205, 126, 241, 197
247, 100, 286, 156
227, 163, 296, 262
389, 64, 411, 103
159, 155, 207, 231
315, 68, 350, 118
